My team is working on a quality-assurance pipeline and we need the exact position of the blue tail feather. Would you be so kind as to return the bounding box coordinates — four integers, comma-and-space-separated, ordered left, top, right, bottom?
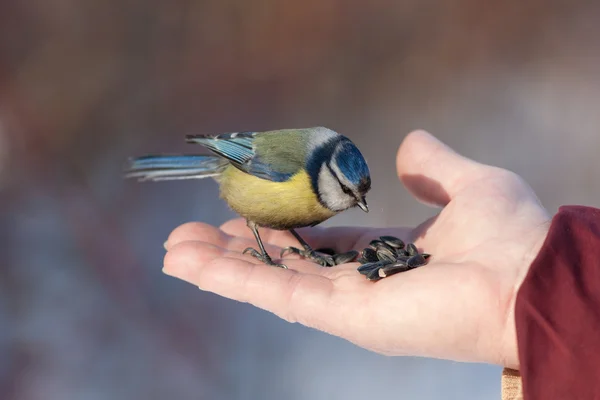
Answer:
124, 155, 227, 181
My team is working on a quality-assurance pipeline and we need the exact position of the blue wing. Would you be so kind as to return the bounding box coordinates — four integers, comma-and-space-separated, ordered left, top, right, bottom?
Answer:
186, 132, 255, 165
124, 155, 227, 181
186, 132, 294, 182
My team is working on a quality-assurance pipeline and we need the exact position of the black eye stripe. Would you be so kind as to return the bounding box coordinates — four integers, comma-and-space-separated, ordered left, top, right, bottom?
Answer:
327, 163, 353, 195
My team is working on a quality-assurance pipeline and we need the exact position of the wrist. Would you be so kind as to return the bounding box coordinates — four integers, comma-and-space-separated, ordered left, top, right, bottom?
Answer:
499, 222, 551, 369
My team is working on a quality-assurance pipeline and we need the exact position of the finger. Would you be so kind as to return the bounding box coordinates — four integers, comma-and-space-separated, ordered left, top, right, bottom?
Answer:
219, 219, 298, 248
396, 130, 488, 206
165, 223, 320, 267
165, 221, 230, 249
164, 240, 324, 275
220, 218, 414, 252
166, 240, 263, 264
166, 220, 321, 260
163, 241, 363, 329
165, 221, 290, 256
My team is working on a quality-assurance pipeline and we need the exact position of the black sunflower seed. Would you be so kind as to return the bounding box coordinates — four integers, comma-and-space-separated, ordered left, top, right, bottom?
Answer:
379, 236, 405, 249
406, 243, 419, 256
357, 260, 388, 275
366, 267, 384, 281
360, 248, 379, 263
374, 242, 396, 255
378, 263, 412, 278
394, 255, 411, 263
376, 247, 396, 262
369, 239, 384, 249
333, 250, 359, 265
407, 254, 427, 268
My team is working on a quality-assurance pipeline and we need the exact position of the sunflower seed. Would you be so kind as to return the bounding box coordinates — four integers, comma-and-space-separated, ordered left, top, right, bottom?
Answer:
379, 236, 405, 249
374, 242, 396, 255
406, 243, 419, 256
369, 239, 385, 249
376, 247, 396, 262
357, 260, 388, 274
395, 249, 410, 257
360, 248, 379, 263
333, 250, 359, 265
407, 254, 427, 268
378, 263, 412, 277
394, 255, 411, 263
366, 267, 384, 281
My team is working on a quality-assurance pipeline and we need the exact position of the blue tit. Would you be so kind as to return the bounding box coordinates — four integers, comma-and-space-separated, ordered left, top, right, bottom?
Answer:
125, 126, 371, 268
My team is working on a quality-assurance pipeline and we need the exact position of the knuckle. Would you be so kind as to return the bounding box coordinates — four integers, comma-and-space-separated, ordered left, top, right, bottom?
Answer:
485, 167, 526, 191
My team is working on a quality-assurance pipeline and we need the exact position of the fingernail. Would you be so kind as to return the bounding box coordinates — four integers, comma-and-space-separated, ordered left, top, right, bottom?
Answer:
163, 241, 169, 250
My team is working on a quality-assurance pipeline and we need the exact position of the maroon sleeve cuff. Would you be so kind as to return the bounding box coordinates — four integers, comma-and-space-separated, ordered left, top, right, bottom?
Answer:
516, 205, 600, 399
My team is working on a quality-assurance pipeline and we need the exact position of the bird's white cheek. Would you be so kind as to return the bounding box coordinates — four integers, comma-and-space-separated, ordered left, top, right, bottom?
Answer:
317, 165, 355, 212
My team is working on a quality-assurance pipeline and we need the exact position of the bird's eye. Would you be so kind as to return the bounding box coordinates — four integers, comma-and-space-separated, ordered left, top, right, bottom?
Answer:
326, 162, 354, 197
340, 185, 353, 196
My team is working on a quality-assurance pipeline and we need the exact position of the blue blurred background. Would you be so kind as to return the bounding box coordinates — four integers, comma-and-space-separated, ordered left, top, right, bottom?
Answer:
2, 1, 600, 398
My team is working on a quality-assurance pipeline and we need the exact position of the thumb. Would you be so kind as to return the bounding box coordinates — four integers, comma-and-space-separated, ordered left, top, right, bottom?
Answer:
396, 130, 487, 207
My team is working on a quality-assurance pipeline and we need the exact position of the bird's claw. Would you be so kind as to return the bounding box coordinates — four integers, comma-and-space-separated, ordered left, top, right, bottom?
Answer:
280, 246, 335, 266
280, 246, 359, 267
280, 246, 302, 258
243, 247, 287, 269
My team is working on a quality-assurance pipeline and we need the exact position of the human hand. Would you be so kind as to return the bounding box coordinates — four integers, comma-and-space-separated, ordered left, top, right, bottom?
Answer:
162, 130, 550, 369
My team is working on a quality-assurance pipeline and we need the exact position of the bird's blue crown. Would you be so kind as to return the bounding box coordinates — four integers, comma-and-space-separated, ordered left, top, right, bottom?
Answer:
334, 141, 371, 190
306, 135, 371, 196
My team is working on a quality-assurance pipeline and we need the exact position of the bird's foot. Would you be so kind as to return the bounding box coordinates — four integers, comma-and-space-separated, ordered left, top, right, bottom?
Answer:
243, 247, 287, 269
280, 246, 359, 267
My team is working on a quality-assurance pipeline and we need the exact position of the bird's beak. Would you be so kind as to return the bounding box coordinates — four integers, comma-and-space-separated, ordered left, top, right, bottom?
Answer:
357, 198, 369, 213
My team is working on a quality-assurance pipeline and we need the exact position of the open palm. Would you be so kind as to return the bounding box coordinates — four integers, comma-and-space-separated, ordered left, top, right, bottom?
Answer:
163, 130, 550, 369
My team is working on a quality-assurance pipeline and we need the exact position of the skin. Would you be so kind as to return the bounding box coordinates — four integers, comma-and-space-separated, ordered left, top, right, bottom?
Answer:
162, 130, 551, 369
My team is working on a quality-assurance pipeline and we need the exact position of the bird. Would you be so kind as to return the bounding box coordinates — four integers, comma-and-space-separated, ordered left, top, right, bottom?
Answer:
124, 126, 371, 268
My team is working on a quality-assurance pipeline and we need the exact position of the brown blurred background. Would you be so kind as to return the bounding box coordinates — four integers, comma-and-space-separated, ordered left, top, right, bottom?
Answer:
2, 0, 599, 399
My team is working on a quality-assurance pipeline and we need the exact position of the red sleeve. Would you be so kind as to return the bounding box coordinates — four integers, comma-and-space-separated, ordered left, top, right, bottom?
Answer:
516, 205, 600, 399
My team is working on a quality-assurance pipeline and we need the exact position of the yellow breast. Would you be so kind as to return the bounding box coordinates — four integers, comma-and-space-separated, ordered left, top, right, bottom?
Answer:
217, 165, 337, 230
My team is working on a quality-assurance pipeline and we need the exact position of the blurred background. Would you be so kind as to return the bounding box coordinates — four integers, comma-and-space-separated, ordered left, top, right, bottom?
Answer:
2, 0, 600, 398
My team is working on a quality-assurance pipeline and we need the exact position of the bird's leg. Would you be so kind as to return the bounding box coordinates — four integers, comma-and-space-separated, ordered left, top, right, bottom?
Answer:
242, 220, 287, 268
280, 229, 358, 267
